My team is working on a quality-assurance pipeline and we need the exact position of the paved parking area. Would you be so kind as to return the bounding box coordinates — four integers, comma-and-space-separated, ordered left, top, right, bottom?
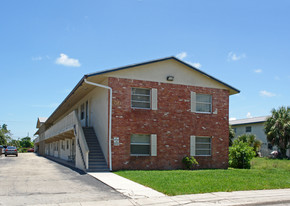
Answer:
0, 153, 127, 206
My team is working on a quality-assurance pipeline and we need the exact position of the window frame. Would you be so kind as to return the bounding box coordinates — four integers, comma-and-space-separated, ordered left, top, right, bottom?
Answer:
195, 136, 212, 156
245, 126, 252, 133
195, 93, 212, 113
130, 134, 151, 156
131, 88, 151, 110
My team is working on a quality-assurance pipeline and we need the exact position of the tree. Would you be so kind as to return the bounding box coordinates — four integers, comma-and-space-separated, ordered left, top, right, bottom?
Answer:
20, 136, 34, 148
0, 124, 11, 145
229, 125, 235, 146
10, 139, 21, 148
236, 134, 262, 156
265, 106, 290, 158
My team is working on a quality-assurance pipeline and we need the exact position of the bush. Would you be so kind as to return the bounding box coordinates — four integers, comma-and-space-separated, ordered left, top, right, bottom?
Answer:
235, 134, 262, 156
229, 141, 256, 169
182, 156, 199, 170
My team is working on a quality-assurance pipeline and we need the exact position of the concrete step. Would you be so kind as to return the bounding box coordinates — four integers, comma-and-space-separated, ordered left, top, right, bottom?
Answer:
83, 127, 109, 171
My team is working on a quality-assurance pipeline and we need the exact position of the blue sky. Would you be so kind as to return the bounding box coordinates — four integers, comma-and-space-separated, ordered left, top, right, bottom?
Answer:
0, 0, 289, 139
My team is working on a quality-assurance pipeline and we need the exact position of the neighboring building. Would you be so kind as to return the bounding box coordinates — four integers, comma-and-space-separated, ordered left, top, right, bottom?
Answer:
34, 117, 48, 153
230, 116, 272, 156
34, 56, 239, 171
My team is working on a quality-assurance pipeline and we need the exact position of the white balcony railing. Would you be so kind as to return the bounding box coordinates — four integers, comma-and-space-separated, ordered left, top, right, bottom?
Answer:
44, 112, 75, 140
43, 111, 89, 170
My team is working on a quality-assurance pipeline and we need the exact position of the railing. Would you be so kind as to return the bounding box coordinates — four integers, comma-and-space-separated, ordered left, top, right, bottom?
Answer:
43, 110, 89, 170
44, 112, 75, 140
73, 110, 89, 170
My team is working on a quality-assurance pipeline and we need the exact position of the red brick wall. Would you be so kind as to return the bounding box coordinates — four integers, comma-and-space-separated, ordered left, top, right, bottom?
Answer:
109, 77, 229, 170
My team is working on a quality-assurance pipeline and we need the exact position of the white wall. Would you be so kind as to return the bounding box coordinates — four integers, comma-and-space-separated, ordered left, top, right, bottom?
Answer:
103, 59, 235, 94
89, 86, 109, 163
58, 85, 109, 164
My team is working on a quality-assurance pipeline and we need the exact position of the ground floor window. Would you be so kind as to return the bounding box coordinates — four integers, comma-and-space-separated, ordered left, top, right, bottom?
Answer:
191, 136, 212, 156
130, 134, 150, 156
195, 136, 211, 156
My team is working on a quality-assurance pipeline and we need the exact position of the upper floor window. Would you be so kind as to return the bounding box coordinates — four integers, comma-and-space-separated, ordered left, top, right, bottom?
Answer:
131, 88, 151, 109
196, 94, 212, 113
246, 126, 251, 133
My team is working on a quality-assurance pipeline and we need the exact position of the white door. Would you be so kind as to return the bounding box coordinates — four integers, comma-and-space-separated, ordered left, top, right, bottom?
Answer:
80, 101, 89, 127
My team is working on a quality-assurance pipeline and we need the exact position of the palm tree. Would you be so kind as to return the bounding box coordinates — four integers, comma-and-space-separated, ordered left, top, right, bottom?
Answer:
264, 106, 290, 158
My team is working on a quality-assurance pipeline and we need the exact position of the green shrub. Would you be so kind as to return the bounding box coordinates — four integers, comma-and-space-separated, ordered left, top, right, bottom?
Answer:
229, 141, 256, 169
182, 156, 199, 170
235, 134, 262, 156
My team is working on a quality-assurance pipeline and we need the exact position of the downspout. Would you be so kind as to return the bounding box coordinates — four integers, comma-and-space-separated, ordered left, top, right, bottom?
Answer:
84, 78, 112, 171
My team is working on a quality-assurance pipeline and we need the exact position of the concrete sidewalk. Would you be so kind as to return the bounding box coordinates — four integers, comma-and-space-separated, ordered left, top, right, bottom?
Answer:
88, 172, 290, 206
88, 172, 166, 199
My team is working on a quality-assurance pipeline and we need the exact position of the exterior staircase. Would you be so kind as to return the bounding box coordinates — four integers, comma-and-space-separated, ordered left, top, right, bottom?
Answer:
82, 127, 109, 172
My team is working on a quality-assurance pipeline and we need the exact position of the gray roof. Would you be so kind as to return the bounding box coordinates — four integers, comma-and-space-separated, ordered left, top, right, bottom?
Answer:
230, 116, 270, 126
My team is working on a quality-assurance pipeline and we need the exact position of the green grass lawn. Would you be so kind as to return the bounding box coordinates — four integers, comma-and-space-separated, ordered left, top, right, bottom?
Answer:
114, 158, 290, 196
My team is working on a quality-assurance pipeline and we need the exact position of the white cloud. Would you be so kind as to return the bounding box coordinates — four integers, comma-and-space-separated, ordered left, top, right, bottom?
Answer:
187, 62, 202, 69
254, 69, 262, 73
176, 52, 187, 60
229, 117, 237, 121
56, 53, 81, 67
227, 52, 246, 61
246, 112, 252, 118
260, 90, 276, 97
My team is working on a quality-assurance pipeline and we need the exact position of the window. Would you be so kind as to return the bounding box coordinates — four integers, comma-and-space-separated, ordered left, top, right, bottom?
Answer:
190, 136, 212, 156
196, 94, 212, 113
131, 88, 151, 109
130, 134, 150, 156
246, 126, 251, 133
195, 136, 211, 156
81, 104, 85, 120
61, 141, 65, 150
67, 140, 69, 149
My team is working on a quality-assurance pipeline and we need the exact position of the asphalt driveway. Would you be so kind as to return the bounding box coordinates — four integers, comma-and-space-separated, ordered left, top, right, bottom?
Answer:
0, 153, 127, 206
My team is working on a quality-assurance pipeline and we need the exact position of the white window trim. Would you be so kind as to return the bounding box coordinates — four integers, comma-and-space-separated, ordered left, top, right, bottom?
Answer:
196, 94, 212, 113
190, 135, 212, 156
131, 88, 151, 110
191, 92, 213, 114
151, 89, 158, 110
